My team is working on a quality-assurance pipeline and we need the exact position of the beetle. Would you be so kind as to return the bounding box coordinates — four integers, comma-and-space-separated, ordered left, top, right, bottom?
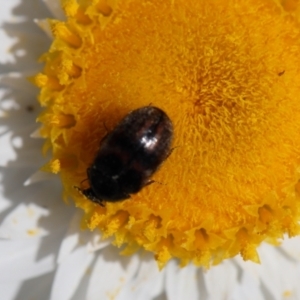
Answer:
78, 106, 173, 205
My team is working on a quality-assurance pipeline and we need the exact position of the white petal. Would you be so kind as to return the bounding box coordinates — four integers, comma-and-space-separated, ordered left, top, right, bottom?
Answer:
57, 210, 83, 264
0, 281, 22, 300
0, 72, 37, 94
231, 271, 264, 300
0, 237, 54, 281
234, 242, 300, 300
166, 261, 202, 300
86, 247, 139, 300
0, 202, 49, 239
2, 272, 55, 300
0, 193, 10, 215
259, 243, 300, 300
43, 0, 65, 20
0, 14, 50, 72
204, 260, 238, 299
50, 246, 94, 300
30, 127, 43, 138
117, 254, 165, 300
0, 133, 17, 166
34, 18, 53, 38
0, 73, 44, 168
24, 170, 57, 186
86, 231, 112, 253
0, 0, 22, 66
57, 210, 110, 263
279, 235, 300, 261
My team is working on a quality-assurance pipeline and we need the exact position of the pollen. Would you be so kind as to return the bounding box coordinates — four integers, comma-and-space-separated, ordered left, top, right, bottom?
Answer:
36, 0, 300, 268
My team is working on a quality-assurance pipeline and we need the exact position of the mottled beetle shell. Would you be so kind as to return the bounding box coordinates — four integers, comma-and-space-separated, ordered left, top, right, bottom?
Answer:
81, 106, 173, 205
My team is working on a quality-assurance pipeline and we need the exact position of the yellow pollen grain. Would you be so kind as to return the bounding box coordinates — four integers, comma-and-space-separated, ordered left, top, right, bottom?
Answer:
283, 290, 293, 298
27, 229, 39, 236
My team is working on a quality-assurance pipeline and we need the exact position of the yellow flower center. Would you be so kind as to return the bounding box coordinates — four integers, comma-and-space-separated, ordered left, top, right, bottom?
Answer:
35, 0, 300, 269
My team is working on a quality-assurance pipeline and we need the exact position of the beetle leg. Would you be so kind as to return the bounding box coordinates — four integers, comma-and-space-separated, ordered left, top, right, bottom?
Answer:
144, 179, 155, 186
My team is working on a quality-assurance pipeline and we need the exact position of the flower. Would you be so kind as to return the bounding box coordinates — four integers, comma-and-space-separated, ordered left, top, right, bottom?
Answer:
36, 0, 300, 268
1, 0, 300, 299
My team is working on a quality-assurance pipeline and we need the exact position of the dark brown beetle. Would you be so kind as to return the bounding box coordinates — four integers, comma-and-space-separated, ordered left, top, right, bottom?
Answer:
79, 106, 173, 205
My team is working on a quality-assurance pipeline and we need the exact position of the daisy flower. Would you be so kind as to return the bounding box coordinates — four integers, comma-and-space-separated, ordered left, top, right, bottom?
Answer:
1, 0, 300, 299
